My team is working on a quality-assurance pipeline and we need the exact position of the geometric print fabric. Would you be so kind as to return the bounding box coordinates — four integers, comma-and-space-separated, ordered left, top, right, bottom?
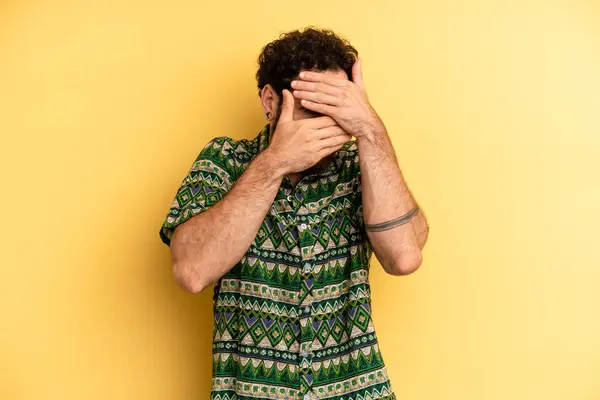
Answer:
160, 124, 396, 399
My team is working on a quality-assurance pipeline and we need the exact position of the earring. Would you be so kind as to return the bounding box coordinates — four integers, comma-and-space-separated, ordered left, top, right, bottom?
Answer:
265, 111, 272, 121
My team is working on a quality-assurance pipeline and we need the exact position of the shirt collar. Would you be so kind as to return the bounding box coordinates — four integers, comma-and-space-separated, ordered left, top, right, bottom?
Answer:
255, 123, 344, 178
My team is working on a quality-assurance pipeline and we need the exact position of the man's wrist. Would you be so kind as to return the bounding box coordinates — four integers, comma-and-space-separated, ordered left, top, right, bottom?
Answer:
356, 117, 386, 144
255, 148, 288, 180
357, 127, 382, 146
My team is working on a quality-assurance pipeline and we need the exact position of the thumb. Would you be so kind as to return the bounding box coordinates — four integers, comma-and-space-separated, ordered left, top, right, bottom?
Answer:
352, 58, 365, 91
278, 89, 295, 123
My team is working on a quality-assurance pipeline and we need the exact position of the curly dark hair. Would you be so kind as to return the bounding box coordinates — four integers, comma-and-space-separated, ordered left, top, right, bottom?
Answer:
256, 27, 359, 99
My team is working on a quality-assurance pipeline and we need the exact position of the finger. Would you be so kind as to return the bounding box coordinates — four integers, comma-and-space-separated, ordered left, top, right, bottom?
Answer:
318, 133, 352, 150
303, 115, 338, 129
317, 140, 350, 158
291, 80, 342, 95
298, 71, 347, 87
313, 125, 347, 140
352, 58, 365, 91
293, 90, 341, 106
278, 89, 295, 123
300, 99, 337, 117
318, 146, 342, 158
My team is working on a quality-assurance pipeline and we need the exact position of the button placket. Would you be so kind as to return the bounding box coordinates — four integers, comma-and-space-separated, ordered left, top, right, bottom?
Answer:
299, 335, 314, 360
302, 262, 311, 274
299, 258, 316, 397
299, 261, 315, 399
293, 184, 316, 400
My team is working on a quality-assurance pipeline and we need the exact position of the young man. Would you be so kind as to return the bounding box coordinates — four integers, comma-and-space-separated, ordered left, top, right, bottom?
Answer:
159, 27, 429, 400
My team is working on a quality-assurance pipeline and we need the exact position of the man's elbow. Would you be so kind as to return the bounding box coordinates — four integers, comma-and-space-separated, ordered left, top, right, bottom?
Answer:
172, 262, 209, 294
385, 250, 423, 276
170, 230, 209, 294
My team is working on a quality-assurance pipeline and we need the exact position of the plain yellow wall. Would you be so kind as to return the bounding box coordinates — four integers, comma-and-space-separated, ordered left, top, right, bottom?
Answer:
1, 0, 599, 399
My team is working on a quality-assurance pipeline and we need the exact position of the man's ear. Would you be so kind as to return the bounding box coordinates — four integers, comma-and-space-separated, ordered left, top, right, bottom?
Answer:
261, 84, 278, 116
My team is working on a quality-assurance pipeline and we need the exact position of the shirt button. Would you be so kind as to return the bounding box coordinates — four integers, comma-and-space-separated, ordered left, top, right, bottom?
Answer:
303, 394, 312, 400
303, 263, 311, 274
304, 305, 311, 314
299, 223, 307, 230
300, 350, 312, 358
287, 195, 292, 202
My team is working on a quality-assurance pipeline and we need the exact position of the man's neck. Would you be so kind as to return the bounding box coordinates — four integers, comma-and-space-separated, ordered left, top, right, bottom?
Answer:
287, 173, 303, 188
286, 159, 330, 188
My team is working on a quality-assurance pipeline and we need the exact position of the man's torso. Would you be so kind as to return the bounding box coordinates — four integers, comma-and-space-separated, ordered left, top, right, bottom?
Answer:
207, 126, 396, 400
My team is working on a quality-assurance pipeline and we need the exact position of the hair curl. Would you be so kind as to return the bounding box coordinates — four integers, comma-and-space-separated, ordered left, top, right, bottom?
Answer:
256, 27, 359, 98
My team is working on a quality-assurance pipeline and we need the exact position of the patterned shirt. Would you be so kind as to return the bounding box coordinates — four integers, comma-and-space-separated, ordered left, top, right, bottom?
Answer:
159, 124, 396, 400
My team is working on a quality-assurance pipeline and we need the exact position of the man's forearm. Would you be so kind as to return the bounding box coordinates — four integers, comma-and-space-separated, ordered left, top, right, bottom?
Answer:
357, 125, 429, 275
170, 149, 283, 293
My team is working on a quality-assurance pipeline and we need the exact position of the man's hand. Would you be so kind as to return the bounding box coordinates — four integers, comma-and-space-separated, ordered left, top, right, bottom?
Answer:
290, 58, 384, 139
265, 89, 352, 175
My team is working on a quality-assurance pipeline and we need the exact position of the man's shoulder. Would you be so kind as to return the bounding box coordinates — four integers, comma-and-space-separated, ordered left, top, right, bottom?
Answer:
197, 135, 253, 161
193, 134, 263, 181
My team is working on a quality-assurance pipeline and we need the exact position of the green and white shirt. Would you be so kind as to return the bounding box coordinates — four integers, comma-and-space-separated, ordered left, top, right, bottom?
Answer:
160, 124, 396, 400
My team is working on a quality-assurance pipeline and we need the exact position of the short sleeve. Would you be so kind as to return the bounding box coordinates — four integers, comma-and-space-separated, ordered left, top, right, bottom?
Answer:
354, 169, 374, 260
350, 149, 374, 260
159, 137, 237, 246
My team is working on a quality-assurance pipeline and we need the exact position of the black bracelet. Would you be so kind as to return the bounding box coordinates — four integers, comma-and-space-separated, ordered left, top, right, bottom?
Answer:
365, 206, 419, 232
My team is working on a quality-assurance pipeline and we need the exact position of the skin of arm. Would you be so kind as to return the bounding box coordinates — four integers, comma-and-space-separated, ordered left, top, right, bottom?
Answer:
357, 125, 429, 276
169, 150, 283, 293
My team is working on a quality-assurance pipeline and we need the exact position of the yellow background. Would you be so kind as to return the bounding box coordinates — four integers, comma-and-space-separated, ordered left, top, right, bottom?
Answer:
1, 0, 599, 399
